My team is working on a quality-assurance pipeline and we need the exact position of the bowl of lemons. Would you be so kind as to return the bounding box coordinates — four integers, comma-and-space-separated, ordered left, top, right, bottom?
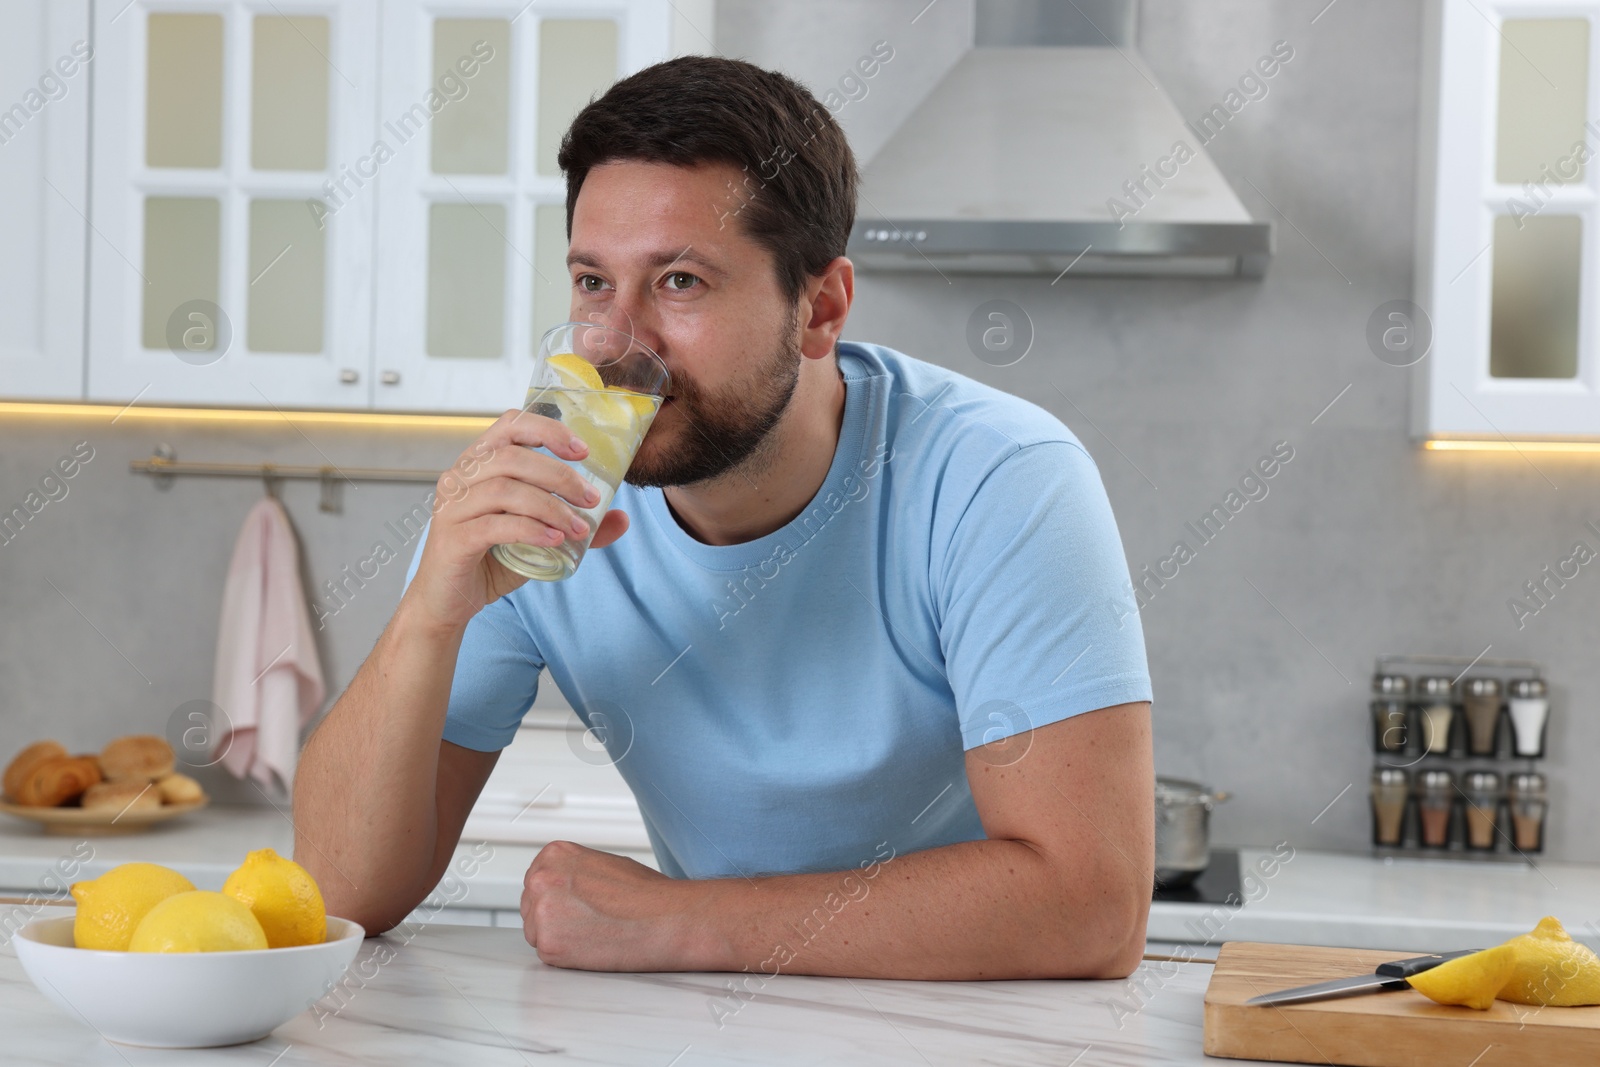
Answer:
13, 849, 363, 1048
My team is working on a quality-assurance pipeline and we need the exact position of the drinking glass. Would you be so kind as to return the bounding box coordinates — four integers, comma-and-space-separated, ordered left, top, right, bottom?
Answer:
491, 322, 669, 581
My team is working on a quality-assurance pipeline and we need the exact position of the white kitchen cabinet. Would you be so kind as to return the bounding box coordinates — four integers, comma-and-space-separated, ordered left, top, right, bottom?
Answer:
0, 1, 90, 400
55, 0, 701, 414
86, 1, 379, 409
461, 678, 655, 856
413, 679, 658, 930
1416, 0, 1600, 438
369, 0, 673, 411
403, 905, 497, 927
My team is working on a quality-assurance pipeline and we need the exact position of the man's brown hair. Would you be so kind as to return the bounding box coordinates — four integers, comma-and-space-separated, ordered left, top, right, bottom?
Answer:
557, 56, 858, 305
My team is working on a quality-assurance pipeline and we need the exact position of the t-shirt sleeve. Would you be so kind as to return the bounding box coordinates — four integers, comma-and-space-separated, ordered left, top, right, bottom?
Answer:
401, 525, 544, 752
935, 440, 1152, 750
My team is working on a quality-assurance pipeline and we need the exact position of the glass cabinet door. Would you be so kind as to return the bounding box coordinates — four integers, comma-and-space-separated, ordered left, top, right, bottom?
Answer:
1422, 3, 1600, 438
372, 1, 669, 412
0, 1, 90, 401
83, 0, 684, 412
88, 1, 378, 408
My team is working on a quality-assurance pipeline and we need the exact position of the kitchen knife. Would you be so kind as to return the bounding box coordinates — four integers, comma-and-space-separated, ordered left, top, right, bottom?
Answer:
1244, 949, 1483, 1007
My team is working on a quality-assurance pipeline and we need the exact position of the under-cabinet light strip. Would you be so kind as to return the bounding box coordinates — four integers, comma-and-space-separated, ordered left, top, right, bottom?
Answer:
0, 401, 497, 430
1425, 439, 1600, 454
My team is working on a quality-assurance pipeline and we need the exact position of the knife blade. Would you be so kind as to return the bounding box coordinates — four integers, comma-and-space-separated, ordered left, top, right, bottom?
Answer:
1245, 949, 1482, 1007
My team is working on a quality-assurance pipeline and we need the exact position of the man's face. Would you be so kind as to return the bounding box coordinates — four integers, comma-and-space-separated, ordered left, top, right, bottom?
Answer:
565, 159, 803, 488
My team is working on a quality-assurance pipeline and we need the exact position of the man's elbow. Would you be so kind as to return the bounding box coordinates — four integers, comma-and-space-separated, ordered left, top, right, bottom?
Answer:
295, 851, 414, 939
1036, 875, 1148, 980
321, 886, 414, 939
1078, 887, 1150, 979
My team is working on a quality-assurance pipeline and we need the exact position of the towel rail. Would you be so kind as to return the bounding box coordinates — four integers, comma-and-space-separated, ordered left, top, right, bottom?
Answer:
128, 455, 442, 484
129, 446, 441, 513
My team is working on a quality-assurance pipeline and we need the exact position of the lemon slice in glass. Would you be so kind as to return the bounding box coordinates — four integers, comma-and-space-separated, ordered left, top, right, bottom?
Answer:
548, 353, 605, 391
566, 394, 642, 478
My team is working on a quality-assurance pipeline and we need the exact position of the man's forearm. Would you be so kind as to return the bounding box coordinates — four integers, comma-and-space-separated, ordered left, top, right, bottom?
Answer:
292, 594, 466, 930
677, 836, 1148, 981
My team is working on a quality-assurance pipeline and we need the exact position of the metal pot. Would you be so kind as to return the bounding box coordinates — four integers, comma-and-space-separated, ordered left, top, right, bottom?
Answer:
1154, 776, 1230, 889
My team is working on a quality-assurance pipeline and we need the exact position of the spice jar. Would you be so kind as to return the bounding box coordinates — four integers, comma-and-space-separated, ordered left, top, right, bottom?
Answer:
1508, 772, 1548, 853
1415, 677, 1456, 756
1416, 769, 1455, 849
1371, 674, 1411, 754
1507, 678, 1550, 758
1461, 677, 1503, 757
1461, 770, 1502, 851
1371, 768, 1409, 847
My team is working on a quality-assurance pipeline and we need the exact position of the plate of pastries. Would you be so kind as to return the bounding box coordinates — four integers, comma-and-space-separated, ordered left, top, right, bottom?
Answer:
0, 735, 208, 835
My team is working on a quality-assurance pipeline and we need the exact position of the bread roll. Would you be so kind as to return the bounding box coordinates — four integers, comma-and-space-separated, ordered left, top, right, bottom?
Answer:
154, 772, 204, 805
4, 740, 68, 802
14, 756, 102, 807
81, 779, 162, 815
99, 735, 175, 782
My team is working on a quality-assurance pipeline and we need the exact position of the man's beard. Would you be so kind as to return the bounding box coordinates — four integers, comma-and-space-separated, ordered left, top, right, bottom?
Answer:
624, 307, 802, 489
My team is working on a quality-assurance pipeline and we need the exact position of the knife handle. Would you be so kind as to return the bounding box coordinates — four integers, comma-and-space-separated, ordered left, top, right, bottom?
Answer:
1374, 949, 1481, 979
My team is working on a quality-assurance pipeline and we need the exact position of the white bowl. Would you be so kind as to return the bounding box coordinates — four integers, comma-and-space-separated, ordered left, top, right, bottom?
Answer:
13, 915, 364, 1048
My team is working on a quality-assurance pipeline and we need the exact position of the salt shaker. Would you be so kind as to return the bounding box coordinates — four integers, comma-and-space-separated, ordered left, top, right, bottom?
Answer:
1507, 678, 1549, 758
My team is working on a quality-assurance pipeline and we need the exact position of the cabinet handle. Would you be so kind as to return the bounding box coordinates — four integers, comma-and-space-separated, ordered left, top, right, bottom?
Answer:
339, 369, 359, 384
381, 370, 401, 385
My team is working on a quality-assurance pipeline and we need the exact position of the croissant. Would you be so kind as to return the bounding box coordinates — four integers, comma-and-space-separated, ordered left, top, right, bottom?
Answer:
14, 755, 103, 807
4, 740, 68, 802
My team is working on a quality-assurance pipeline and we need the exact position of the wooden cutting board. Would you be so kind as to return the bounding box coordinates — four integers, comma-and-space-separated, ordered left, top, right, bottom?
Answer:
1204, 941, 1600, 1066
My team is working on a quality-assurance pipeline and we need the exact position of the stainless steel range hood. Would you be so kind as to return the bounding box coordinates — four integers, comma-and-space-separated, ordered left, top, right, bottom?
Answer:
848, 0, 1272, 278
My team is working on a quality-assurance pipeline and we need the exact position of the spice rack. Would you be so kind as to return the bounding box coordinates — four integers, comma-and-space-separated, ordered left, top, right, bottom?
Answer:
1367, 654, 1549, 862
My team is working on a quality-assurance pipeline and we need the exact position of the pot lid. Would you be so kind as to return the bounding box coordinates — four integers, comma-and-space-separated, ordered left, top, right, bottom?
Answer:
1155, 776, 1227, 805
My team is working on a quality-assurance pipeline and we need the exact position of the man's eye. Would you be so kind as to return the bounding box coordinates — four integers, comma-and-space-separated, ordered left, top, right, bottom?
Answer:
665, 272, 700, 291
576, 275, 608, 292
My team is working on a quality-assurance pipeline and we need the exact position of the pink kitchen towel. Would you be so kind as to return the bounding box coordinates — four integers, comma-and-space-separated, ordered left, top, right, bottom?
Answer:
213, 496, 326, 794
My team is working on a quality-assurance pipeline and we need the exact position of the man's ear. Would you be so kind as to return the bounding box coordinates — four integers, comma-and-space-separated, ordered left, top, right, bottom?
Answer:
799, 256, 854, 361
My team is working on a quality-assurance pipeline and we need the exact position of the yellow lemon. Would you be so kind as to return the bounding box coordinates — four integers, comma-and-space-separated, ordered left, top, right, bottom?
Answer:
612, 388, 659, 421
1407, 944, 1519, 1010
566, 413, 626, 479
221, 848, 326, 948
128, 890, 268, 953
70, 862, 196, 951
1496, 916, 1600, 1006
548, 353, 604, 391
570, 391, 658, 479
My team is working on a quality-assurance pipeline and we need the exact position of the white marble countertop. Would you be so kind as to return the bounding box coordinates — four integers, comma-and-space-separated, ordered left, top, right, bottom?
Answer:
0, 806, 539, 912
1149, 846, 1600, 954
5, 807, 1597, 954
0, 905, 1226, 1066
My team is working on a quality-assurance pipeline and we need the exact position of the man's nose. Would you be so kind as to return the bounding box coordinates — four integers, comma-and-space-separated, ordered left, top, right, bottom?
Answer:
605, 287, 665, 361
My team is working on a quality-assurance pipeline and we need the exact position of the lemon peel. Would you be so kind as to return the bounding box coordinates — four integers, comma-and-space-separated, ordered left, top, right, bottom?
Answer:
548, 353, 604, 391
1407, 944, 1519, 1010
1496, 916, 1600, 1006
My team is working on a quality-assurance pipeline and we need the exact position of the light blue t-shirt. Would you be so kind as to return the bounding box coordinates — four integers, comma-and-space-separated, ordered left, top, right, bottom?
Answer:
402, 341, 1152, 880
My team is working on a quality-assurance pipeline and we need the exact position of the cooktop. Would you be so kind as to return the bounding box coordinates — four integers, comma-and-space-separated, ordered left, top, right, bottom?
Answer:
1152, 848, 1243, 906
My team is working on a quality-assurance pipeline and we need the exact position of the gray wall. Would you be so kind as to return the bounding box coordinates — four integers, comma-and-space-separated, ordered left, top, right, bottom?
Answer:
0, 417, 469, 807
3, 0, 1596, 859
